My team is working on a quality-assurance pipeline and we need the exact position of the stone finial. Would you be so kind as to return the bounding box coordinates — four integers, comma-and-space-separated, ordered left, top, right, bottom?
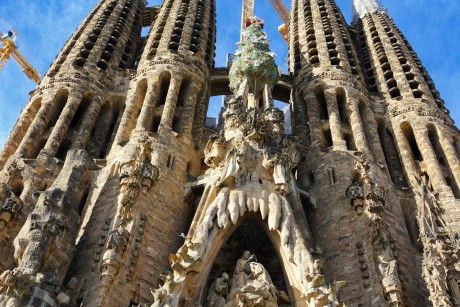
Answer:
352, 0, 387, 21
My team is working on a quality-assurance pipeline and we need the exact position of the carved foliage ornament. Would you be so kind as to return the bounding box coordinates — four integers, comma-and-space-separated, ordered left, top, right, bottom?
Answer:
118, 138, 159, 221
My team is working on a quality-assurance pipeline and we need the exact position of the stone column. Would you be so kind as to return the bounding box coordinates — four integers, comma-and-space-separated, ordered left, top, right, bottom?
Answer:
439, 137, 460, 191
362, 107, 386, 164
324, 89, 346, 150
72, 97, 103, 150
416, 129, 447, 191
114, 91, 139, 145
305, 93, 323, 149
137, 78, 160, 130
16, 94, 56, 158
181, 84, 201, 134
159, 76, 183, 131
43, 94, 82, 156
0, 100, 41, 167
348, 99, 371, 156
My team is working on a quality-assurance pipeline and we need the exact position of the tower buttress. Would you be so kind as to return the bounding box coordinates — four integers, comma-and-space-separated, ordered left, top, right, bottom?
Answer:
69, 0, 217, 305
0, 0, 145, 285
352, 0, 460, 305
289, 0, 426, 305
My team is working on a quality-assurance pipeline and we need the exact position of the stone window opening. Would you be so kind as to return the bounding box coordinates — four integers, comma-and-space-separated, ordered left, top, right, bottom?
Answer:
344, 133, 356, 151
167, 155, 176, 170
29, 91, 68, 159
400, 198, 422, 249
377, 121, 408, 187
322, 128, 333, 149
401, 122, 423, 162
151, 116, 161, 133
327, 168, 337, 184
336, 88, 348, 125
46, 91, 69, 133
78, 189, 90, 216
316, 91, 328, 121
176, 78, 191, 108
157, 74, 171, 106
427, 124, 460, 197
56, 139, 72, 161
13, 98, 42, 159
99, 102, 122, 159
69, 94, 92, 130
453, 137, 460, 161
203, 220, 292, 306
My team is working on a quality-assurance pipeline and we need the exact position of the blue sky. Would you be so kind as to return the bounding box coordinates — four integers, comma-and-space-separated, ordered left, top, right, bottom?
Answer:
0, 0, 459, 147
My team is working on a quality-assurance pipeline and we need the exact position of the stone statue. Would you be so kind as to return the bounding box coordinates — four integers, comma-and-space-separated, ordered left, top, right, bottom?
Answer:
206, 272, 229, 307
227, 251, 277, 306
232, 251, 256, 289
0, 190, 23, 230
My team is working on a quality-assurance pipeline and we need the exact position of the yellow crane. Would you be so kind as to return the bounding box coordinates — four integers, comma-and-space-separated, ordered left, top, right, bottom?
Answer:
0, 20, 42, 84
269, 0, 290, 43
240, 0, 290, 43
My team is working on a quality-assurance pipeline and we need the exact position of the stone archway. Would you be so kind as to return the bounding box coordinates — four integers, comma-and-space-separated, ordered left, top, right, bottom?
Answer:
182, 215, 299, 306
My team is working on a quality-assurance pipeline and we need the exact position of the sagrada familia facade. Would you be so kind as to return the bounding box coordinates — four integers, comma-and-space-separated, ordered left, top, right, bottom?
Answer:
0, 0, 459, 305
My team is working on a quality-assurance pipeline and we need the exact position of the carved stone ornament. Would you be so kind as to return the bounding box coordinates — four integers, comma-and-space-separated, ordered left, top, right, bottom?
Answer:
346, 181, 364, 215
0, 149, 91, 307
347, 155, 404, 305
0, 190, 23, 231
415, 175, 460, 306
150, 22, 344, 307
118, 138, 159, 221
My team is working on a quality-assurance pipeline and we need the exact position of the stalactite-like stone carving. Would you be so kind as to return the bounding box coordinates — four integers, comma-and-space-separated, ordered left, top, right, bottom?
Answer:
151, 21, 344, 307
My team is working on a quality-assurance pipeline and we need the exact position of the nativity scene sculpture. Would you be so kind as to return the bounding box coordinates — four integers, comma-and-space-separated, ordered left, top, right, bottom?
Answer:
151, 20, 345, 307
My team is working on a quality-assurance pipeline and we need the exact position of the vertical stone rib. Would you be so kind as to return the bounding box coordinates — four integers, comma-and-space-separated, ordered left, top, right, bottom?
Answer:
348, 100, 370, 155
159, 76, 183, 131
306, 92, 323, 148
416, 129, 447, 191
43, 94, 82, 156
325, 90, 346, 150
72, 97, 103, 149
0, 98, 42, 167
16, 95, 56, 158
137, 78, 160, 130
439, 136, 460, 191
180, 84, 200, 134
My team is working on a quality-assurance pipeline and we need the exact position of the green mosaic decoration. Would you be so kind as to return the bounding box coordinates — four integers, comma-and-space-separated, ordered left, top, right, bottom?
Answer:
229, 21, 279, 94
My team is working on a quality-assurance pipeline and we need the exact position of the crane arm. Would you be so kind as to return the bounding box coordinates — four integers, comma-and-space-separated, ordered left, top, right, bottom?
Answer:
0, 24, 42, 84
10, 45, 42, 83
269, 0, 290, 25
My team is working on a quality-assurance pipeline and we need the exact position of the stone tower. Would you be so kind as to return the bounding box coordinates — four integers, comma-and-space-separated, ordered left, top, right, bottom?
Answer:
0, 0, 459, 306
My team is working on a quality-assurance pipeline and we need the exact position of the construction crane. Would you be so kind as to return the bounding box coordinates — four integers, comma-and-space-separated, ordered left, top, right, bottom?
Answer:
269, 0, 290, 43
240, 0, 290, 43
0, 20, 42, 84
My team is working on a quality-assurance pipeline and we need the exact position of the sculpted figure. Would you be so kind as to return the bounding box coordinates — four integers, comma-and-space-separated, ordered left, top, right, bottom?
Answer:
0, 190, 23, 230
204, 131, 226, 168
228, 251, 278, 306
232, 251, 255, 289
206, 272, 229, 307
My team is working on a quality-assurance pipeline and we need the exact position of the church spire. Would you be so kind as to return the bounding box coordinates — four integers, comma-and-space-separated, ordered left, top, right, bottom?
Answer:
352, 0, 387, 21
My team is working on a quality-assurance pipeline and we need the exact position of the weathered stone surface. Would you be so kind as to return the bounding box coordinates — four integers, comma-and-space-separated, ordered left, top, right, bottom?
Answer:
0, 0, 459, 306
